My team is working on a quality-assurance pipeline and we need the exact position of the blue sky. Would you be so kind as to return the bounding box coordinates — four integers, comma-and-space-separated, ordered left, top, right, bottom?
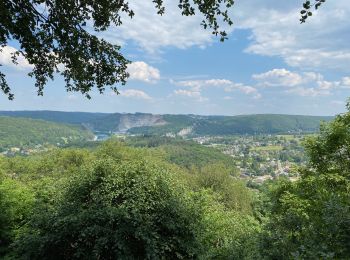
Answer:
1, 0, 350, 115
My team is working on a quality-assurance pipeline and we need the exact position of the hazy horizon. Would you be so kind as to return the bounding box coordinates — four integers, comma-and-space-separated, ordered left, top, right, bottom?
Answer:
0, 109, 337, 117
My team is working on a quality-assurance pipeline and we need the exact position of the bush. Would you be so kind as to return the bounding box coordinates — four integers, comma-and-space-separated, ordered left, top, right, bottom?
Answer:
0, 177, 34, 256
12, 154, 261, 259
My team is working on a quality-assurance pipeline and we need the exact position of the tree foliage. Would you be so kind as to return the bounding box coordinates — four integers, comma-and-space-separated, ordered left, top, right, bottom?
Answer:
0, 0, 234, 99
191, 163, 253, 213
0, 176, 34, 255
0, 116, 93, 149
2, 106, 350, 258
0, 0, 330, 99
127, 114, 332, 136
261, 103, 350, 259
0, 140, 260, 259
14, 159, 204, 259
300, 0, 326, 23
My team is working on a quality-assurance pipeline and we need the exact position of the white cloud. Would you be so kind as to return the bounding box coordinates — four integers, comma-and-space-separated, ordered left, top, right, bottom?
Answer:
241, 86, 257, 95
97, 1, 220, 53
127, 61, 160, 83
0, 46, 33, 70
234, 0, 350, 72
119, 89, 152, 100
203, 79, 233, 87
303, 72, 324, 82
95, 0, 350, 72
173, 78, 260, 98
175, 79, 232, 91
286, 87, 331, 97
173, 89, 208, 102
174, 89, 200, 98
252, 69, 303, 87
284, 50, 350, 70
224, 82, 258, 95
253, 68, 342, 95
252, 68, 341, 97
341, 77, 350, 88
317, 80, 339, 90
4, 1, 347, 77
174, 80, 202, 91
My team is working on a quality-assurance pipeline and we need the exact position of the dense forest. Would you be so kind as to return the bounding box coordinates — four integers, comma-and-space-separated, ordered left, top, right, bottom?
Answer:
0, 116, 94, 150
125, 136, 238, 170
128, 114, 333, 136
0, 0, 347, 258
0, 108, 349, 259
0, 111, 332, 135
0, 111, 109, 125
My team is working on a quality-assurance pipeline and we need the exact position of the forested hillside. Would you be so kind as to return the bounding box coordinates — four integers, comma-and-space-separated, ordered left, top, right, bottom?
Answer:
0, 111, 108, 125
86, 113, 166, 133
0, 141, 257, 258
125, 136, 237, 170
0, 116, 94, 149
129, 114, 333, 135
0, 109, 349, 258
194, 114, 333, 135
0, 0, 348, 258
0, 111, 332, 135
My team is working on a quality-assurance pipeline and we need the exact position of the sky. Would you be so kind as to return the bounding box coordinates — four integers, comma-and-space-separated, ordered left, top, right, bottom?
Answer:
1, 0, 350, 116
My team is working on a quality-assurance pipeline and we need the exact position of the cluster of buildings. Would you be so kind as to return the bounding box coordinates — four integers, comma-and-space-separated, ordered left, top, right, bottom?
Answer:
192, 135, 305, 184
0, 145, 50, 157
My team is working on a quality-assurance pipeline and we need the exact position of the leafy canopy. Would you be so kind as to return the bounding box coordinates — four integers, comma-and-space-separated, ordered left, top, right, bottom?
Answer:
0, 0, 326, 100
300, 0, 326, 23
261, 100, 350, 259
0, 0, 234, 100
3, 141, 260, 259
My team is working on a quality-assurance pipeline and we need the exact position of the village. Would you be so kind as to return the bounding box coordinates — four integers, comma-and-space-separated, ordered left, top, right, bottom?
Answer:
0, 130, 308, 186
192, 134, 307, 184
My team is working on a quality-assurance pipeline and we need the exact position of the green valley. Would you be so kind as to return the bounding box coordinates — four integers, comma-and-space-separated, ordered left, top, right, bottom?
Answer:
0, 116, 94, 154
1, 1, 348, 258
0, 111, 333, 136
0, 110, 348, 259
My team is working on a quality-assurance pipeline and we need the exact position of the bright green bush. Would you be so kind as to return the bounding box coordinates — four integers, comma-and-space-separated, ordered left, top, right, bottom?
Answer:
0, 176, 34, 255
261, 107, 350, 259
0, 141, 260, 259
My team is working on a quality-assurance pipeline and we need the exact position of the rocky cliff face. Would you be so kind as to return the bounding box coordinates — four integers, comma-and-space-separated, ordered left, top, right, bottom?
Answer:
117, 114, 167, 133
77, 113, 168, 133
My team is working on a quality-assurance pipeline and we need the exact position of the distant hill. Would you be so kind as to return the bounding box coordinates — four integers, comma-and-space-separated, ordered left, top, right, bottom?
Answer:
0, 111, 333, 136
0, 111, 108, 125
0, 116, 94, 149
85, 113, 167, 133
125, 136, 237, 171
192, 114, 333, 135
128, 114, 333, 135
